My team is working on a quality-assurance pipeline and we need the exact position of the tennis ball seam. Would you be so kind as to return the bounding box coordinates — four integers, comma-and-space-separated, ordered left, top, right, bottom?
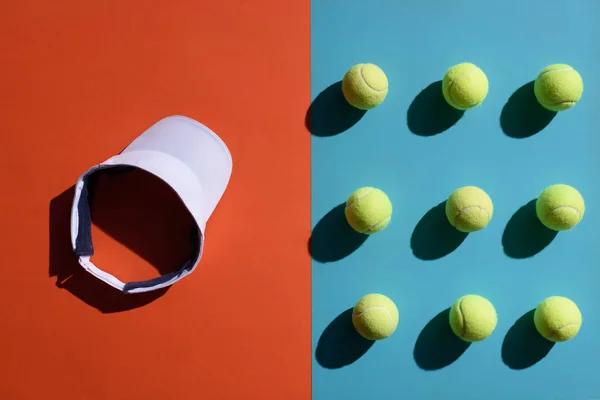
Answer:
541, 100, 578, 107
353, 306, 394, 321
457, 297, 467, 338
346, 188, 374, 209
453, 205, 490, 225
364, 216, 391, 234
447, 69, 481, 108
538, 66, 573, 78
549, 322, 580, 339
359, 67, 386, 93
546, 205, 581, 221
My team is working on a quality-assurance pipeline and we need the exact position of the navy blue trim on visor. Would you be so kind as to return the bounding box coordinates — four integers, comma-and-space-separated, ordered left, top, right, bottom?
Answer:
74, 166, 200, 291
74, 173, 96, 257
123, 260, 192, 291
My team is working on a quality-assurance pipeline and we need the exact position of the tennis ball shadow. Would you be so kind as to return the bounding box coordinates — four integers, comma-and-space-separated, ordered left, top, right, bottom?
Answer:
414, 308, 471, 370
407, 81, 464, 136
411, 201, 468, 260
306, 81, 366, 137
309, 203, 368, 263
315, 308, 374, 369
500, 81, 557, 139
502, 310, 555, 370
502, 200, 557, 259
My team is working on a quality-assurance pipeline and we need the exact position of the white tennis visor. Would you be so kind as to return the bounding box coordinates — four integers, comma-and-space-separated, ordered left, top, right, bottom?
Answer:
70, 115, 232, 293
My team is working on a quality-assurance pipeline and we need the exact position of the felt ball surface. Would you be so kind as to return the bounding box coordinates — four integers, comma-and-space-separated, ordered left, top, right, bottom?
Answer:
445, 186, 493, 233
341, 63, 389, 110
536, 184, 585, 231
442, 62, 489, 110
345, 187, 392, 234
534, 296, 582, 342
352, 293, 399, 340
449, 294, 497, 342
534, 64, 583, 111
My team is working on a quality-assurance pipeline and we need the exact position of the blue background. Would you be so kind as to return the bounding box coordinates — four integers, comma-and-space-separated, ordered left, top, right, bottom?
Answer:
310, 1, 600, 399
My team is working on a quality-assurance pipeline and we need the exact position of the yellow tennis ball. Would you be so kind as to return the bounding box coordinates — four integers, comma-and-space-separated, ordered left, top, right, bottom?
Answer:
534, 64, 583, 111
341, 63, 389, 110
536, 184, 585, 231
352, 293, 399, 340
445, 186, 493, 233
534, 296, 582, 342
345, 187, 392, 234
442, 62, 489, 110
449, 294, 497, 342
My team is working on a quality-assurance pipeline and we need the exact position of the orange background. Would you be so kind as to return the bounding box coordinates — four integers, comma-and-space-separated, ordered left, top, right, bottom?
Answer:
0, 1, 310, 399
